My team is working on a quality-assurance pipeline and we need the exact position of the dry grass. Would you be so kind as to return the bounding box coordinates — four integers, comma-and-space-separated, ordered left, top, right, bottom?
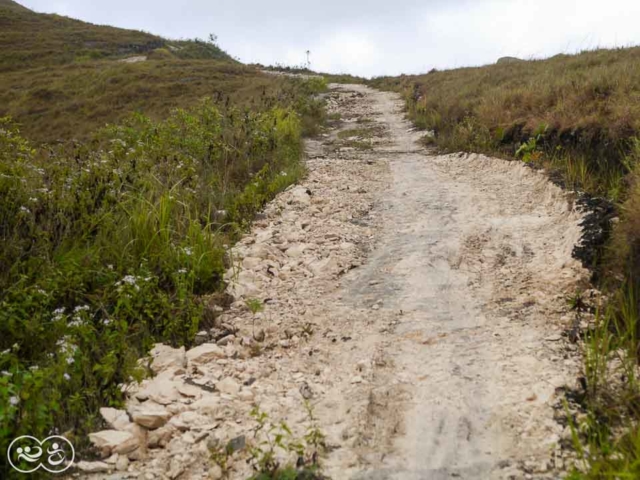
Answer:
0, 60, 295, 142
0, 0, 231, 72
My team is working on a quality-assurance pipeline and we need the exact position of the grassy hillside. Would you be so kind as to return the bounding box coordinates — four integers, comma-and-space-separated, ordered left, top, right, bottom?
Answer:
0, 2, 329, 476
372, 47, 640, 479
0, 0, 231, 72
0, 0, 265, 143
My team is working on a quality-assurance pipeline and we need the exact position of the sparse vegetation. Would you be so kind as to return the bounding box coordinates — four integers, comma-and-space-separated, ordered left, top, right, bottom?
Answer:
372, 46, 640, 478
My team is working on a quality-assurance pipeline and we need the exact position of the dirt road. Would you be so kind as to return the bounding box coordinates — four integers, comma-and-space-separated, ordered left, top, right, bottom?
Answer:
86, 84, 588, 479
304, 84, 587, 479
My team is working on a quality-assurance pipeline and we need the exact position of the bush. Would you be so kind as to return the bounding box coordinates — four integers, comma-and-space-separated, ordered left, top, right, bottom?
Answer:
0, 82, 322, 475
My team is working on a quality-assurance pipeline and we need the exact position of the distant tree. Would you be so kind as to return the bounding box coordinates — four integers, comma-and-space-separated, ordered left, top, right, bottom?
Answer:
306, 50, 311, 69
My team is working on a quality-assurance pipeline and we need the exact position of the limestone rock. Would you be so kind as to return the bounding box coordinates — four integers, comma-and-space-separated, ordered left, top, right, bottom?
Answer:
186, 343, 226, 365
89, 430, 138, 456
149, 344, 186, 374
77, 460, 111, 473
216, 377, 241, 395
100, 407, 131, 431
129, 402, 172, 430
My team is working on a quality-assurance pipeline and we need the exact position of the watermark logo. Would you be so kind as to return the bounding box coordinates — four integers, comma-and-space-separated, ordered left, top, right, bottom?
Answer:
7, 435, 75, 474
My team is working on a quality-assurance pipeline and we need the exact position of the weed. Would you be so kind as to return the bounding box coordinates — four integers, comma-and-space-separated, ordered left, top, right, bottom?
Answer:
246, 406, 326, 480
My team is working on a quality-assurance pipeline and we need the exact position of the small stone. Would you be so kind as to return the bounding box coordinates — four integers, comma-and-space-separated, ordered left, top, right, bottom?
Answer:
217, 334, 235, 346
217, 377, 241, 395
89, 430, 138, 456
178, 383, 203, 398
77, 460, 111, 473
116, 455, 129, 471
187, 344, 227, 365
190, 396, 220, 415
194, 331, 210, 346
100, 407, 131, 431
227, 435, 246, 453
286, 244, 308, 258
149, 344, 186, 374
299, 382, 313, 400
351, 376, 363, 384
238, 389, 254, 402
209, 464, 223, 480
147, 425, 176, 449
129, 402, 172, 430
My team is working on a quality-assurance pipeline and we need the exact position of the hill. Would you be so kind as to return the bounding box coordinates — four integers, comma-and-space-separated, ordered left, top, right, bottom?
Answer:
0, 0, 231, 72
0, 0, 272, 143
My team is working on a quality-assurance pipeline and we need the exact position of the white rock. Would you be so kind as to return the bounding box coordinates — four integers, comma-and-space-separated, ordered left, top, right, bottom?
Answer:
100, 407, 131, 431
178, 383, 203, 399
217, 377, 241, 395
209, 464, 224, 480
149, 344, 186, 374
186, 344, 226, 365
129, 402, 172, 430
291, 187, 311, 205
309, 255, 340, 276
190, 396, 221, 415
238, 389, 255, 402
242, 257, 262, 270
89, 430, 138, 456
116, 454, 130, 471
147, 425, 176, 449
286, 243, 308, 258
77, 461, 112, 473
135, 376, 182, 405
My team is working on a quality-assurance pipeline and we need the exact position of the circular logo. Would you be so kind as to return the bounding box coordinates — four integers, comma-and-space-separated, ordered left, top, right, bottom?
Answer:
7, 435, 75, 474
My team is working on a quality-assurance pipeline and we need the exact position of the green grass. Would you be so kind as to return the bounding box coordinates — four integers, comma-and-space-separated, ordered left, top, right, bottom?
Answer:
0, 0, 232, 73
371, 46, 640, 479
0, 77, 327, 477
0, 2, 330, 477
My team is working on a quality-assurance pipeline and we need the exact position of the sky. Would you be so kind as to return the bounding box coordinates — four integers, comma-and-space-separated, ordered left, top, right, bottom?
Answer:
19, 0, 640, 77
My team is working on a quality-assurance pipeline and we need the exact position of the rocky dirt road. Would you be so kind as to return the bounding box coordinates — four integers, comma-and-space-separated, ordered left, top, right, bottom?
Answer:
85, 84, 588, 480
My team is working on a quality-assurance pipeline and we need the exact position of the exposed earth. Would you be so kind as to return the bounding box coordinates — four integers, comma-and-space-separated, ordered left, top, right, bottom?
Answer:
82, 84, 589, 480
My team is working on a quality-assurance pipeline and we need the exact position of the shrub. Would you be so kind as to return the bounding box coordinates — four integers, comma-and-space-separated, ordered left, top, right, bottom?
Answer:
0, 82, 322, 476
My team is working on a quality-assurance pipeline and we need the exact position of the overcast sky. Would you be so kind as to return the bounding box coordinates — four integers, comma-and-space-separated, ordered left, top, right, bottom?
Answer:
19, 0, 640, 77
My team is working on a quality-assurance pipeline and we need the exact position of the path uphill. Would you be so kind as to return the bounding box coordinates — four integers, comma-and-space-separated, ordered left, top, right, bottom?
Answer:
84, 85, 588, 480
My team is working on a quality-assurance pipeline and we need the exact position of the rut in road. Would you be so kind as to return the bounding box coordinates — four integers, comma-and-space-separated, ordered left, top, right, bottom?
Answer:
309, 84, 587, 479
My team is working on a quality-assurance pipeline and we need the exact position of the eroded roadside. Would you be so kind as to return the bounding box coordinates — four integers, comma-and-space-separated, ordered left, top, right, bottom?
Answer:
83, 84, 588, 480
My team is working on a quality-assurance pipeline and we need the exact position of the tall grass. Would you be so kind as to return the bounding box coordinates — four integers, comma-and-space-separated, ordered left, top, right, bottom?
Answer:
0, 77, 326, 476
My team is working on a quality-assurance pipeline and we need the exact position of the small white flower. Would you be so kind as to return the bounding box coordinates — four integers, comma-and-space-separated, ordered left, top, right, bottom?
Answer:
9, 396, 19, 406
53, 307, 65, 315
19, 206, 30, 214
107, 264, 114, 270
1, 370, 11, 377
280, 171, 288, 176
74, 305, 90, 313
29, 366, 39, 371
1, 349, 9, 356
29, 197, 38, 203
103, 318, 112, 326
177, 268, 187, 274
63, 373, 71, 381
11, 343, 19, 350
66, 356, 75, 365
183, 247, 193, 256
